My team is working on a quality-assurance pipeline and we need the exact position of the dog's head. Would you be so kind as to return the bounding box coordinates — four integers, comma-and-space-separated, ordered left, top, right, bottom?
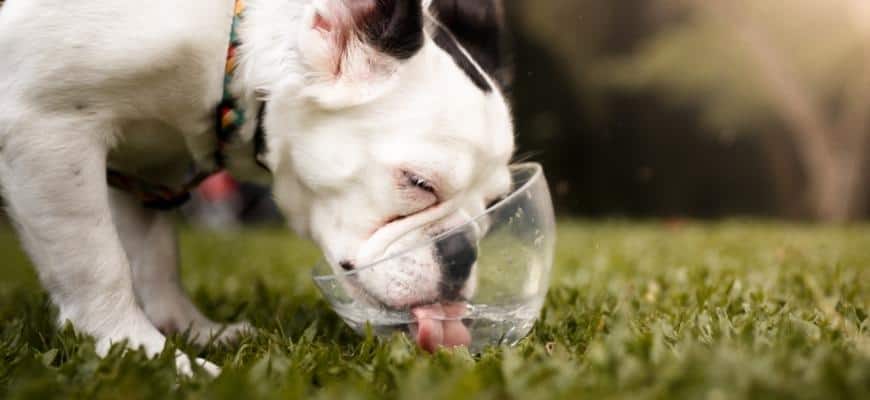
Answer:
261, 0, 513, 309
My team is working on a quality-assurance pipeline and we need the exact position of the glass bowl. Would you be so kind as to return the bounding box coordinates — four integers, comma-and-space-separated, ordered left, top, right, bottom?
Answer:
312, 163, 556, 353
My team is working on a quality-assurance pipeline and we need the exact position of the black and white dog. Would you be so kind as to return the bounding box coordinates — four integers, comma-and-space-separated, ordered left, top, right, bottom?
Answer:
0, 0, 513, 373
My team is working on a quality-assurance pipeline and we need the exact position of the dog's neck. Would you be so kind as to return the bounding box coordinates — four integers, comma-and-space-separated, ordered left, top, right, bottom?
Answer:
214, 0, 308, 185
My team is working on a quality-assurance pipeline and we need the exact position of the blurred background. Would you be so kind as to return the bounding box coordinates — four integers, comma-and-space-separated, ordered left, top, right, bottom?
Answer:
505, 0, 870, 222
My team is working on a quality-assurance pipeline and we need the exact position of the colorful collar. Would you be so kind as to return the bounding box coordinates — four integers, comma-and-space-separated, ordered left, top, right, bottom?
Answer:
108, 0, 258, 210
215, 0, 248, 161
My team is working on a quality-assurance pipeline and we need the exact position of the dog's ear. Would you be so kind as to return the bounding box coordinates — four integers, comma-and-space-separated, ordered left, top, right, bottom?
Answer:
427, 0, 513, 91
298, 0, 425, 108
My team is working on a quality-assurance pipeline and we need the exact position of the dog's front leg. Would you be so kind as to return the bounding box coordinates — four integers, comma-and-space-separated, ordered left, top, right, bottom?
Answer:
109, 190, 252, 345
0, 116, 217, 375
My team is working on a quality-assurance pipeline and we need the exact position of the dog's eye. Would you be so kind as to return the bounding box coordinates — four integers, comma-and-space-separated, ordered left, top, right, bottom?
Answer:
404, 171, 436, 194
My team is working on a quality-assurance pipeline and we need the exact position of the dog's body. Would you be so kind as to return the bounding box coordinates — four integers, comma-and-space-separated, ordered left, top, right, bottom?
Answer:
0, 0, 513, 373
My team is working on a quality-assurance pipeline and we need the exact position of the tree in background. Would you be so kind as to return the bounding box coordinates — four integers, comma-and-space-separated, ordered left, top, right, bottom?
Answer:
609, 0, 870, 222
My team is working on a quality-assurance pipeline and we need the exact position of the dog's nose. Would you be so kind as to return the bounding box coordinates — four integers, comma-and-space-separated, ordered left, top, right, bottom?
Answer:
435, 232, 477, 299
339, 260, 355, 271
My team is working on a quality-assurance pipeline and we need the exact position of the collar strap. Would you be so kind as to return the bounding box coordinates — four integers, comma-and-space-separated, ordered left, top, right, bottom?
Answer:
107, 169, 213, 210
107, 0, 254, 210
215, 0, 247, 166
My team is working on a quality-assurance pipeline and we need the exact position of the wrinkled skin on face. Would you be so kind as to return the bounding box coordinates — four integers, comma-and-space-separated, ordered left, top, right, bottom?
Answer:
260, 0, 514, 313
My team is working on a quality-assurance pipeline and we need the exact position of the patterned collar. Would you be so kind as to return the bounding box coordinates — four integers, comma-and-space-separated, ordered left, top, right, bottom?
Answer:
108, 0, 263, 210
215, 0, 248, 164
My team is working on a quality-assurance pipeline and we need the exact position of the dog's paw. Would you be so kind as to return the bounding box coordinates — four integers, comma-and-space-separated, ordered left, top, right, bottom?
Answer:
145, 295, 255, 346
197, 320, 254, 346
174, 352, 221, 377
158, 318, 254, 346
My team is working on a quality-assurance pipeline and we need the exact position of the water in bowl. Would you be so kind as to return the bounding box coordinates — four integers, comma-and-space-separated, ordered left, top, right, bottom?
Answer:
330, 300, 543, 353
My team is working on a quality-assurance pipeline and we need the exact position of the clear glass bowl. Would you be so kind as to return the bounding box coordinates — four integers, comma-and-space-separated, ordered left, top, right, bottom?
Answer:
312, 163, 556, 353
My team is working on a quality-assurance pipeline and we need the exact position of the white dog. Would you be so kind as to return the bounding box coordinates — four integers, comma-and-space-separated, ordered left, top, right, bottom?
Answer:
0, 0, 514, 373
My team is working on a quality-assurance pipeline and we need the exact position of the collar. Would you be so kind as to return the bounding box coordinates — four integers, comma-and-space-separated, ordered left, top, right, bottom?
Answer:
215, 0, 249, 167
108, 0, 266, 210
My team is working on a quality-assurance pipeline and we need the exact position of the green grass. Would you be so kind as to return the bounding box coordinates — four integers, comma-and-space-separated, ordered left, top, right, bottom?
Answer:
1, 221, 868, 399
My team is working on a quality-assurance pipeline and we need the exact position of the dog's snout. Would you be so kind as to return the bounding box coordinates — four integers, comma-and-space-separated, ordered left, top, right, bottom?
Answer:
435, 232, 477, 298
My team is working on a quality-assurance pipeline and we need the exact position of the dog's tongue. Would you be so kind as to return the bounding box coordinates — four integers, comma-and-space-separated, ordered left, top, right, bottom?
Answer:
411, 303, 471, 353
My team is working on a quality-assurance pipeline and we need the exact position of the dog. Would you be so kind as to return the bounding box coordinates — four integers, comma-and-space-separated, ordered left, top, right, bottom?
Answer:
0, 0, 514, 373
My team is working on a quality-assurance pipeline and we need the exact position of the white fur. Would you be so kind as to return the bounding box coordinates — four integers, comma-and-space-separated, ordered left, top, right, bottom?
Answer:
0, 0, 514, 373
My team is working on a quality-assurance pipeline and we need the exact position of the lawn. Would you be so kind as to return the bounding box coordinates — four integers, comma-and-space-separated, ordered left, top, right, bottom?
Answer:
1, 221, 868, 399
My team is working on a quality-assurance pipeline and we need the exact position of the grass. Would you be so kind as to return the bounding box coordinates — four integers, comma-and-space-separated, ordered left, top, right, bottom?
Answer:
0, 220, 868, 399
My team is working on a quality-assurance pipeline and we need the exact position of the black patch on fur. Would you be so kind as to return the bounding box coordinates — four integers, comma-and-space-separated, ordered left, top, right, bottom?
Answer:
432, 25, 492, 92
429, 0, 513, 91
357, 0, 425, 60
253, 102, 270, 172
